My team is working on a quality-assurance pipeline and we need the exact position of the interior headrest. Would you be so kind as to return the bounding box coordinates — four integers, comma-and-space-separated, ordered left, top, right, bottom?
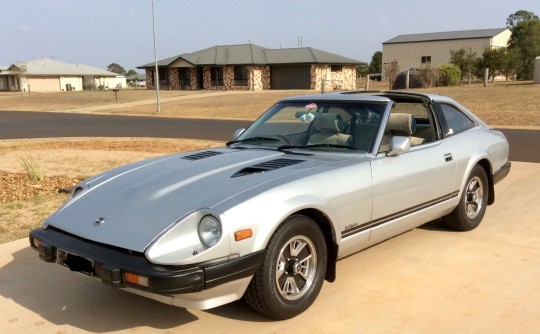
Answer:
387, 113, 416, 135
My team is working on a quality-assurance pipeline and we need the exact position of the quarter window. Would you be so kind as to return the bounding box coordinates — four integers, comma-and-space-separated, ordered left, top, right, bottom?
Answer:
439, 103, 475, 136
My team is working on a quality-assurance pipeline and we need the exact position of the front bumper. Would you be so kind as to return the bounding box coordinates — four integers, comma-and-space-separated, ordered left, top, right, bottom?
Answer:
29, 227, 265, 295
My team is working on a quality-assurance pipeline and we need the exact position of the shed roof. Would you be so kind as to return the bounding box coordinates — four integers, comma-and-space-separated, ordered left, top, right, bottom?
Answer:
383, 28, 509, 44
137, 44, 363, 68
8, 58, 120, 77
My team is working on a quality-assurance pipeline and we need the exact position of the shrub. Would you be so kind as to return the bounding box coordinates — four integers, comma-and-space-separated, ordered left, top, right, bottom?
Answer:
419, 64, 439, 88
439, 64, 461, 86
18, 152, 45, 181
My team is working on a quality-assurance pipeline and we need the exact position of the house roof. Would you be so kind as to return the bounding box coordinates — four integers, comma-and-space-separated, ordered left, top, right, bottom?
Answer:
383, 28, 509, 44
8, 58, 120, 77
137, 44, 363, 68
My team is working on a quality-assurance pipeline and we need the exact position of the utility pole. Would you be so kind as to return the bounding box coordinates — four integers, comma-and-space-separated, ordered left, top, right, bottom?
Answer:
152, 0, 161, 113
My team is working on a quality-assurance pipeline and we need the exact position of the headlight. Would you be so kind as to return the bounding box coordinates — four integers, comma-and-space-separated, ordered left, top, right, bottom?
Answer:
198, 215, 222, 248
72, 186, 84, 198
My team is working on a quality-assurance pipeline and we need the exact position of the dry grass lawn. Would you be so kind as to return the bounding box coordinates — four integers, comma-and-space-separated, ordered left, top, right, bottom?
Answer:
0, 82, 538, 243
2, 81, 538, 126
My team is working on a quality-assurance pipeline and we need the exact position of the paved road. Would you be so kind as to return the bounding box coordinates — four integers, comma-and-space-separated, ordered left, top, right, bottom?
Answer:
0, 110, 250, 142
0, 110, 538, 162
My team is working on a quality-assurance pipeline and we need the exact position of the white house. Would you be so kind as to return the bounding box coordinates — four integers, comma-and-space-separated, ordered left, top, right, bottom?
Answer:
0, 58, 126, 92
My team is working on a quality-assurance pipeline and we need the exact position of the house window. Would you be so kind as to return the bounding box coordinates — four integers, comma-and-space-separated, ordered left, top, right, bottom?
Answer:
211, 67, 223, 86
234, 66, 248, 86
158, 68, 169, 88
331, 65, 342, 72
421, 56, 431, 64
178, 68, 191, 89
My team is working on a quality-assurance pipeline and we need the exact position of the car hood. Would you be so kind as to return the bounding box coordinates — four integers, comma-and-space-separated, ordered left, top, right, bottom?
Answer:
46, 147, 354, 252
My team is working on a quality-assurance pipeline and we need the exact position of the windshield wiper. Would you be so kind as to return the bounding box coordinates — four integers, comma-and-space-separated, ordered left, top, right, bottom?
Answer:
277, 143, 357, 151
226, 136, 280, 146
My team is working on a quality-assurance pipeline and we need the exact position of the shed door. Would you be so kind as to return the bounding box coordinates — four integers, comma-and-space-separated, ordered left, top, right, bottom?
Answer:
270, 65, 311, 89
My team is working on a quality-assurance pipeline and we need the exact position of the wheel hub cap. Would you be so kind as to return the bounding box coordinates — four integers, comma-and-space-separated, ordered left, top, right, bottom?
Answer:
465, 176, 483, 219
275, 236, 317, 301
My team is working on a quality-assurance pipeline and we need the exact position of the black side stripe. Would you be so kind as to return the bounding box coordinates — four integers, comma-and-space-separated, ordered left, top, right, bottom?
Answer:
341, 191, 460, 238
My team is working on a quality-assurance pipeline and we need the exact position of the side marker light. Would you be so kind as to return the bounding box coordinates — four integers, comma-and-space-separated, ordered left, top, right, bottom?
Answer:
234, 229, 253, 241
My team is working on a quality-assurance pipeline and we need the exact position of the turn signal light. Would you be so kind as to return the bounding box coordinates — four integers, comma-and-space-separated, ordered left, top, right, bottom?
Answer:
124, 272, 149, 287
234, 229, 253, 241
31, 237, 42, 249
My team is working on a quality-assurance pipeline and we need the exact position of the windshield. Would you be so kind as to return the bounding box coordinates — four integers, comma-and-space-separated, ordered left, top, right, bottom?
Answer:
231, 100, 387, 153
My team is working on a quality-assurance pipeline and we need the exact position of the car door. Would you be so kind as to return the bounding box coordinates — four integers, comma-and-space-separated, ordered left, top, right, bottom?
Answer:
369, 140, 457, 243
367, 98, 458, 243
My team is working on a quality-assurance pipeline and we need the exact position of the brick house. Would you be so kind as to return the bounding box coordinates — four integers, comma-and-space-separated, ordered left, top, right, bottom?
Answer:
137, 44, 364, 91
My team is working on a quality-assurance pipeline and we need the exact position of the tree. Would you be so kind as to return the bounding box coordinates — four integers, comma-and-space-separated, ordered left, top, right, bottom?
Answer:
506, 10, 539, 30
477, 47, 505, 82
107, 63, 127, 75
499, 48, 521, 81
356, 63, 369, 78
450, 47, 477, 84
126, 69, 138, 77
507, 10, 540, 80
384, 60, 400, 89
368, 51, 382, 74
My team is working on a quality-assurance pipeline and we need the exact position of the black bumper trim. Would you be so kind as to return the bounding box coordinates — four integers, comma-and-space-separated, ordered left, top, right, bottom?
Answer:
493, 161, 511, 185
29, 227, 266, 295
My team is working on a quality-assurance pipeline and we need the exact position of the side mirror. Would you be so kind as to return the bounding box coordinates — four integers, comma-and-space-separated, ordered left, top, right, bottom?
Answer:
386, 136, 411, 157
233, 128, 245, 140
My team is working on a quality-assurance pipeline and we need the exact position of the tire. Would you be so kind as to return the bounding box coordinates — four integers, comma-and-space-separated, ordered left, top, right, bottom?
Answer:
442, 165, 489, 231
244, 215, 327, 319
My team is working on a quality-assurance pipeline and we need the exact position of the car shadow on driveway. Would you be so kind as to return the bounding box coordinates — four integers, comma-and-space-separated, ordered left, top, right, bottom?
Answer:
0, 244, 273, 331
0, 246, 200, 332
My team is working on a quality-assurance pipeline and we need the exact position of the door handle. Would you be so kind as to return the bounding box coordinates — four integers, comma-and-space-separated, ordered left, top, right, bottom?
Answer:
443, 153, 453, 162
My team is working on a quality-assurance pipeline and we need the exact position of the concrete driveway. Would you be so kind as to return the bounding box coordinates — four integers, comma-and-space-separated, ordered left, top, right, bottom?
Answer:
1, 162, 539, 333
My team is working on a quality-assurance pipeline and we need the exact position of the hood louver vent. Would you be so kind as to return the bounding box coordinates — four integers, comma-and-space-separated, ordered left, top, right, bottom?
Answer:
182, 151, 222, 161
232, 158, 304, 178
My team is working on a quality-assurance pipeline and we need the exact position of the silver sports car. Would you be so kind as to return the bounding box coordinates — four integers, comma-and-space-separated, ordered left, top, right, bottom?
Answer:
30, 91, 510, 319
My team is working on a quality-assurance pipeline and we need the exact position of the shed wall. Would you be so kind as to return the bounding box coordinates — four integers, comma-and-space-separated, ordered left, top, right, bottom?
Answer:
382, 37, 494, 78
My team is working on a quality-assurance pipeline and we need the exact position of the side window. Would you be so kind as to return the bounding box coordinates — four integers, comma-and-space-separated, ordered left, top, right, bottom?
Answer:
439, 103, 475, 136
378, 101, 435, 153
389, 102, 436, 142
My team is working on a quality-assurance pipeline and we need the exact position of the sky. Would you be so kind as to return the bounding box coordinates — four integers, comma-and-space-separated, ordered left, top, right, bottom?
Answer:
1, 0, 539, 72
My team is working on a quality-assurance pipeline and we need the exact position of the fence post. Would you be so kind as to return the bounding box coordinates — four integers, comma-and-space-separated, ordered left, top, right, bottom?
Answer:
365, 75, 370, 90
405, 70, 410, 90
